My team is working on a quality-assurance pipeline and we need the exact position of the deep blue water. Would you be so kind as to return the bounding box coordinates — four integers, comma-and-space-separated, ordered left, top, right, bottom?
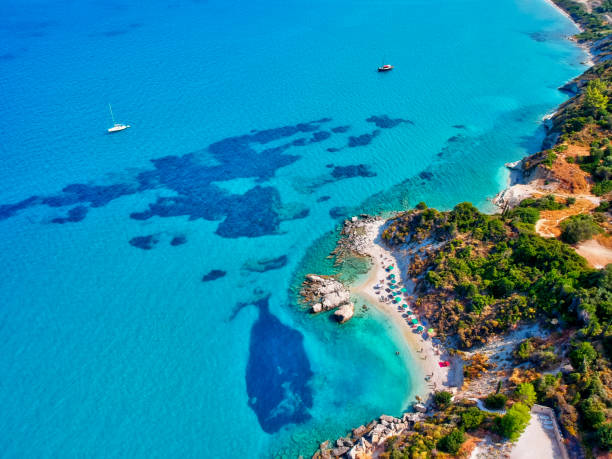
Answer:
0, 0, 586, 457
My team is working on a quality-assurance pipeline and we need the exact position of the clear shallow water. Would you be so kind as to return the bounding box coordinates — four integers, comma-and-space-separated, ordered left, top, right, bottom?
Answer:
0, 0, 585, 456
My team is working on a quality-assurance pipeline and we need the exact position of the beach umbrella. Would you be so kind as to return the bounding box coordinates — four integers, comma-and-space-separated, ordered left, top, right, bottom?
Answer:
389, 274, 395, 278
402, 304, 408, 308
411, 318, 418, 324
395, 296, 401, 301
428, 328, 435, 334
400, 288, 407, 292
388, 266, 394, 270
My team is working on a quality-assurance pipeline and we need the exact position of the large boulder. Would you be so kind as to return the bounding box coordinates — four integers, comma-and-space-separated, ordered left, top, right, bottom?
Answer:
301, 274, 355, 323
331, 446, 350, 457
334, 303, 354, 323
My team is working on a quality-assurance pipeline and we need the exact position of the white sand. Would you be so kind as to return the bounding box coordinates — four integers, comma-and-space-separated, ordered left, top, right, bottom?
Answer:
349, 220, 463, 401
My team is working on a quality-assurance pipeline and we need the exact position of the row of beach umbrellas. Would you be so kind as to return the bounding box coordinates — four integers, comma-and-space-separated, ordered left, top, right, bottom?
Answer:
385, 265, 435, 336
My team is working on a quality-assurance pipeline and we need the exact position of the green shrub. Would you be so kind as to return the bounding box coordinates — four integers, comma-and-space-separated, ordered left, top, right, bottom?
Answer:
461, 407, 485, 430
584, 79, 609, 117
484, 393, 507, 410
515, 339, 534, 360
437, 428, 465, 454
507, 206, 540, 226
593, 180, 612, 195
596, 423, 612, 449
561, 214, 601, 243
595, 200, 610, 212
497, 403, 531, 441
543, 152, 558, 167
570, 341, 598, 370
434, 390, 453, 409
514, 383, 537, 407
580, 397, 606, 429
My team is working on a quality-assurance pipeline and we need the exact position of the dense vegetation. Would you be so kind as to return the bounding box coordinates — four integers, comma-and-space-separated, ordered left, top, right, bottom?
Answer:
358, 4, 612, 456
380, 201, 612, 452
554, 0, 612, 41
383, 201, 593, 347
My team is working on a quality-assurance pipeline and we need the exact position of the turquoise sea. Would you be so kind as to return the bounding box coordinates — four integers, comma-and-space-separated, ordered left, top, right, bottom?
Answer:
0, 0, 586, 456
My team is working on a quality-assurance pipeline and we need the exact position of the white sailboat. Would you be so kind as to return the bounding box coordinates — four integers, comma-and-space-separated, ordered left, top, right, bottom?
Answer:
107, 104, 130, 133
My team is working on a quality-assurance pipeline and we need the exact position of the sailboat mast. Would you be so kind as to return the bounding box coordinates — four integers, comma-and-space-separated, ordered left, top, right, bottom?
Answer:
109, 104, 116, 125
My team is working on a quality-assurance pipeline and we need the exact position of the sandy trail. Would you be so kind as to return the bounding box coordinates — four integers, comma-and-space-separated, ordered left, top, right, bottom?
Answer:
575, 238, 612, 268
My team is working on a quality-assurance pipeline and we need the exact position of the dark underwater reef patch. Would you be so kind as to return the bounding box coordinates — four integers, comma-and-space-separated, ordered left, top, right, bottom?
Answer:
242, 255, 288, 273
348, 130, 380, 147
329, 206, 349, 219
129, 234, 159, 250
170, 235, 187, 246
234, 296, 313, 433
0, 196, 40, 220
317, 195, 331, 202
292, 164, 377, 194
202, 269, 227, 282
327, 147, 341, 152
366, 115, 414, 129
452, 124, 466, 129
419, 171, 434, 181
447, 135, 463, 143
331, 125, 350, 133
0, 119, 338, 240
332, 164, 376, 179
309, 131, 331, 143
51, 205, 88, 224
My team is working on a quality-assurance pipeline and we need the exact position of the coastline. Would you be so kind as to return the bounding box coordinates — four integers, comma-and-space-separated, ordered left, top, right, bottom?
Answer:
347, 219, 463, 403
309, 1, 604, 456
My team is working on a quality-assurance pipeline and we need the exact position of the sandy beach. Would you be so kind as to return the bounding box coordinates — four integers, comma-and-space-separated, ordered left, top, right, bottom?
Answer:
348, 219, 463, 402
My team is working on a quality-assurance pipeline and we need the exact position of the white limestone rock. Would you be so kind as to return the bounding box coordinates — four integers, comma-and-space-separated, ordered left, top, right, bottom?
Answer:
334, 302, 354, 324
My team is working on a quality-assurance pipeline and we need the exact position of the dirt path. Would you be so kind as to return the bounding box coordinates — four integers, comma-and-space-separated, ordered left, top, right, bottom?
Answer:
575, 237, 612, 268
535, 198, 599, 238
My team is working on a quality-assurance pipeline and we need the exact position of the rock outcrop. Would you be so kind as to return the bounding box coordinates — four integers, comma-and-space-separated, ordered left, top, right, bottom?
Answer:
334, 214, 381, 259
334, 303, 354, 323
300, 274, 354, 323
312, 412, 426, 458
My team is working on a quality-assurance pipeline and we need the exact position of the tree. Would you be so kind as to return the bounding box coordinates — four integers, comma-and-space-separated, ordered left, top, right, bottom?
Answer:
584, 79, 609, 117
514, 383, 537, 407
461, 407, 485, 430
515, 339, 534, 360
434, 391, 453, 409
437, 428, 465, 454
498, 403, 531, 441
570, 341, 598, 371
561, 215, 601, 244
484, 393, 507, 410
596, 423, 612, 450
580, 397, 606, 429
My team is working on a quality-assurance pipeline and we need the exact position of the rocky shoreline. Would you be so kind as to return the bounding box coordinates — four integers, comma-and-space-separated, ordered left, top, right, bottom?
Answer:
313, 412, 427, 459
